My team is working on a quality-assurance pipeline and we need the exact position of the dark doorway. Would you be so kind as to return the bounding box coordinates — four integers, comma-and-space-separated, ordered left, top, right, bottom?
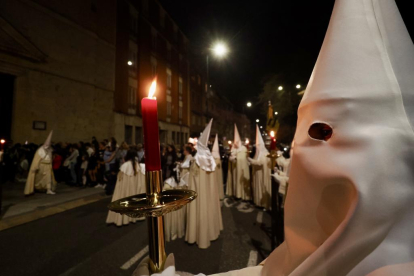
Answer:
0, 73, 15, 140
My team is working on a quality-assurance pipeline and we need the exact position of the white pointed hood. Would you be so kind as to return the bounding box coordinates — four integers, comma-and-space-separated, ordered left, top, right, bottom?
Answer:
233, 124, 242, 150
253, 124, 268, 160
212, 134, 220, 159
195, 119, 216, 172
263, 1, 414, 276
43, 130, 53, 149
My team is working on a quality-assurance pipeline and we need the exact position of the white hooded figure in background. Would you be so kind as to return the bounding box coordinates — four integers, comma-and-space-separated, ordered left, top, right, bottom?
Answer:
212, 134, 225, 200
134, 0, 414, 275
226, 124, 251, 200
186, 119, 223, 249
24, 131, 56, 195
248, 125, 272, 210
106, 151, 146, 226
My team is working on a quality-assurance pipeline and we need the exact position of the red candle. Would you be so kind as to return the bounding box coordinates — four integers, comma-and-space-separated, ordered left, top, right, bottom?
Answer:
141, 80, 161, 171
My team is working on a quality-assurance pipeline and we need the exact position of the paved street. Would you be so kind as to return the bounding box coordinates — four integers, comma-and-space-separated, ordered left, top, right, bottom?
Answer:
0, 197, 272, 276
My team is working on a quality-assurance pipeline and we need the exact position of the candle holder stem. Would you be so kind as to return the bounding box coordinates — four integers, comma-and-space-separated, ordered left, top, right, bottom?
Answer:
146, 170, 166, 273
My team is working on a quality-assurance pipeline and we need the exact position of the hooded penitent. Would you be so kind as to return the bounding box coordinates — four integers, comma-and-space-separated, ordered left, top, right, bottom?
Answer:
227, 124, 251, 200
212, 134, 225, 200
186, 119, 222, 248
262, 0, 414, 275
250, 124, 272, 209
195, 119, 216, 172
24, 130, 56, 195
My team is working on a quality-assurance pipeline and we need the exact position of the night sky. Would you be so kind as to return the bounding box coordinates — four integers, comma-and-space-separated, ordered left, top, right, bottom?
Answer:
159, 0, 414, 118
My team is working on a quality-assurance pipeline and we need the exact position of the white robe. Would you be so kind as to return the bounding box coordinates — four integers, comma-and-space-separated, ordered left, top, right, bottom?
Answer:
106, 161, 145, 226
24, 147, 56, 194
164, 156, 192, 242
214, 158, 225, 200
250, 155, 272, 209
185, 161, 223, 249
232, 146, 251, 200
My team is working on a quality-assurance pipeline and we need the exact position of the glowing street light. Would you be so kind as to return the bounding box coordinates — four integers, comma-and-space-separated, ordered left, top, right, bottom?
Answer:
256, 119, 259, 123
260, 126, 263, 129
278, 86, 283, 91
246, 102, 252, 107
127, 61, 133, 66
0, 139, 5, 144
296, 84, 301, 89
274, 111, 278, 115
212, 42, 229, 58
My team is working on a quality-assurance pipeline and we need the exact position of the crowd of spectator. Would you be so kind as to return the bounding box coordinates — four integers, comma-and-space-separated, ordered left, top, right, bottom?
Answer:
0, 136, 209, 197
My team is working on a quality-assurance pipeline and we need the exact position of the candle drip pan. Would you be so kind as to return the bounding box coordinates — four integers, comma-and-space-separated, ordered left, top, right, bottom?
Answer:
108, 189, 197, 218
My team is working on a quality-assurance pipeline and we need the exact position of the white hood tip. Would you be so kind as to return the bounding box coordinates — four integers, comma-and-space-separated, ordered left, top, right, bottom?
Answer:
43, 130, 53, 149
233, 124, 242, 149
195, 119, 216, 172
212, 134, 220, 159
254, 124, 268, 160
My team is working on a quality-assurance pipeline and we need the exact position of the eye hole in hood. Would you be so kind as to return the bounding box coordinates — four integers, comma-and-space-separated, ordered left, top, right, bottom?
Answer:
308, 123, 333, 141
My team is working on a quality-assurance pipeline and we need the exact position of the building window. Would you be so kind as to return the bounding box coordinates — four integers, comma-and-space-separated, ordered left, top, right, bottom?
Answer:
160, 10, 165, 28
135, 127, 142, 145
167, 68, 172, 89
129, 43, 138, 71
178, 77, 183, 95
167, 43, 171, 61
128, 86, 136, 114
179, 100, 183, 120
167, 95, 172, 116
142, 0, 149, 14
125, 125, 133, 145
130, 13, 138, 34
151, 56, 157, 77
151, 28, 157, 50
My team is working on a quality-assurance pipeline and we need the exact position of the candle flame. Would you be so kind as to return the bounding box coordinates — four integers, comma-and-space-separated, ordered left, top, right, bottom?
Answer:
148, 79, 157, 98
270, 131, 275, 138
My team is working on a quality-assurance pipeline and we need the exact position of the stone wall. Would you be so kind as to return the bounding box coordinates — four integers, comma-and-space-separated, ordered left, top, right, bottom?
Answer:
0, 0, 116, 144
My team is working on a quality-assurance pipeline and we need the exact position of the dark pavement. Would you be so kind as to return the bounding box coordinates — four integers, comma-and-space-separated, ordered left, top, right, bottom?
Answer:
0, 197, 273, 276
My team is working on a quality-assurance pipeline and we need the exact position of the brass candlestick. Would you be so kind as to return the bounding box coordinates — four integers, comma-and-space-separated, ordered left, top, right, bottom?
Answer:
108, 170, 197, 273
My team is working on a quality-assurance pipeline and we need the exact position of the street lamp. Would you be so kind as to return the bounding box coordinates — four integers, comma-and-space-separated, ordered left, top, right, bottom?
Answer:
274, 111, 278, 115
296, 84, 301, 89
278, 86, 283, 91
127, 61, 133, 66
260, 126, 263, 129
256, 119, 259, 123
212, 42, 229, 58
246, 102, 252, 107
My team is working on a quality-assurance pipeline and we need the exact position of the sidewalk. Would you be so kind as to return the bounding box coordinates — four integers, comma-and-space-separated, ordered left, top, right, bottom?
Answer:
0, 180, 110, 231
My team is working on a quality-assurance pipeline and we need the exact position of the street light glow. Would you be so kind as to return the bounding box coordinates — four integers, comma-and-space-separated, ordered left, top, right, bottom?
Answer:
212, 42, 228, 57
260, 126, 263, 129
127, 61, 133, 66
246, 102, 252, 107
0, 139, 5, 144
296, 84, 301, 89
256, 119, 259, 123
278, 86, 283, 91
274, 111, 278, 115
